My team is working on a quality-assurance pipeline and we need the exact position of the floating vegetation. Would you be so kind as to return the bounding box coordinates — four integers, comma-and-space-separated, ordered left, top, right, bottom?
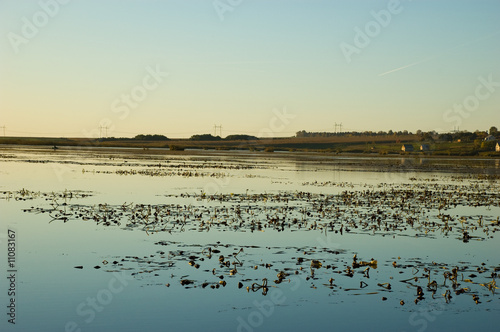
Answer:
17, 183, 500, 241
74, 240, 500, 310
82, 168, 229, 178
0, 152, 262, 170
303, 179, 500, 193
0, 189, 93, 201
302, 181, 356, 188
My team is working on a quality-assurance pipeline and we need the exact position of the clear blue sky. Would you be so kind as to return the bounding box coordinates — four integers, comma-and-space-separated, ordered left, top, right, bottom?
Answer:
1, 0, 499, 138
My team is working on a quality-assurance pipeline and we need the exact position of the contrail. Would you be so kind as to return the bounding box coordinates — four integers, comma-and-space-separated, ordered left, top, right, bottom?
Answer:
169, 60, 301, 66
378, 56, 435, 77
378, 30, 500, 77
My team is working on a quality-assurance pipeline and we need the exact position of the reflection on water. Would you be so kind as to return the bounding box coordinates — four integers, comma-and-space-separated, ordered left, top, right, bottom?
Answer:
0, 147, 499, 332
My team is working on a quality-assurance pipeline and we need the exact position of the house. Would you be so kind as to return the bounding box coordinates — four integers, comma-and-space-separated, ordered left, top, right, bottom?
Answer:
496, 142, 500, 152
484, 135, 497, 142
420, 144, 430, 151
401, 144, 414, 152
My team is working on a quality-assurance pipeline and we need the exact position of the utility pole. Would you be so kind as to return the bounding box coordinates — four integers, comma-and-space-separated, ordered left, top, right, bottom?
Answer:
334, 122, 343, 134
99, 126, 109, 138
0, 125, 5, 136
214, 124, 222, 137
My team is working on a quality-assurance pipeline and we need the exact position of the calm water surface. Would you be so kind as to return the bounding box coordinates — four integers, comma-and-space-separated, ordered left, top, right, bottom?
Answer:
1, 146, 499, 332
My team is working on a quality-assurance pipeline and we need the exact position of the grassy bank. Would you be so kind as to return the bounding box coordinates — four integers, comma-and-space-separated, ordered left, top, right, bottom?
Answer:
0, 135, 498, 157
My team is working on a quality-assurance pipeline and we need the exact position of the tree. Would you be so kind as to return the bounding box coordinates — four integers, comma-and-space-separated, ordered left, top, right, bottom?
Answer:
473, 138, 483, 147
489, 126, 498, 136
475, 130, 488, 139
189, 134, 221, 141
224, 134, 258, 141
296, 130, 307, 138
481, 140, 497, 151
134, 134, 169, 141
420, 132, 433, 141
434, 133, 448, 141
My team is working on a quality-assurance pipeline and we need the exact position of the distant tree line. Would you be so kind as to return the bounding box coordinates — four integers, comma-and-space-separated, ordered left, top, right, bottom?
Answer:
296, 130, 412, 138
99, 134, 169, 141
437, 126, 498, 142
189, 134, 258, 141
224, 134, 258, 140
189, 134, 221, 141
134, 134, 169, 141
296, 126, 498, 141
98, 126, 497, 143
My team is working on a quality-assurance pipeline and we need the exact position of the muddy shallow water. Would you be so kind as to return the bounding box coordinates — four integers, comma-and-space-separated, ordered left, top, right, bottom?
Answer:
1, 146, 499, 332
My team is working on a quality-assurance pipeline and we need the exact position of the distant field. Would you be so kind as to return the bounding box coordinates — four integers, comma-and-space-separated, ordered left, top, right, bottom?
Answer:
0, 135, 498, 157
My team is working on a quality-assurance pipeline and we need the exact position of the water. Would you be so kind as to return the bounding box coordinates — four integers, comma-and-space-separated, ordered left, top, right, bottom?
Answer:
1, 146, 499, 332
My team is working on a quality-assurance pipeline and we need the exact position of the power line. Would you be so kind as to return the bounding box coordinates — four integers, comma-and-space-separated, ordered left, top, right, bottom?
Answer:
213, 124, 222, 137
334, 122, 343, 133
99, 126, 109, 138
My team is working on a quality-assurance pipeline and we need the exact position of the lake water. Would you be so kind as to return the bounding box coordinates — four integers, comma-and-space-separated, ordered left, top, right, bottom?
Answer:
1, 146, 499, 332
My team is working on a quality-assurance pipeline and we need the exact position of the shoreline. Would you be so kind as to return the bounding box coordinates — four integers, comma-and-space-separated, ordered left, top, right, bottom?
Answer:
1, 134, 499, 158
1, 144, 499, 163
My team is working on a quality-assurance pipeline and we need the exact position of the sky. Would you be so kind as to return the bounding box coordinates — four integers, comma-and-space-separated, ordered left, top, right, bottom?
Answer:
0, 0, 499, 138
